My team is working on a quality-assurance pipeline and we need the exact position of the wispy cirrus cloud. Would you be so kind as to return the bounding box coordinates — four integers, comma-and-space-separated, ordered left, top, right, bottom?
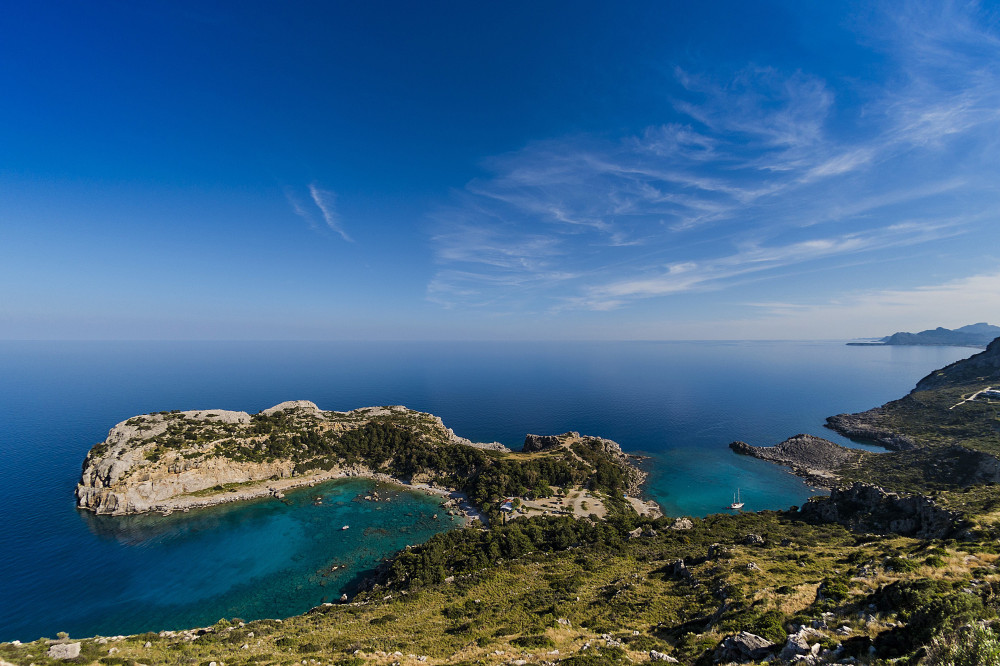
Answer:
285, 183, 352, 242
427, 2, 1000, 316
729, 269, 1000, 340
577, 220, 963, 310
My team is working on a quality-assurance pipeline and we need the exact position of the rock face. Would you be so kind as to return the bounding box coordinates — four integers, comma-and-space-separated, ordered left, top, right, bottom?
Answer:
75, 407, 276, 515
800, 482, 960, 539
522, 433, 566, 452
76, 401, 510, 515
729, 435, 862, 487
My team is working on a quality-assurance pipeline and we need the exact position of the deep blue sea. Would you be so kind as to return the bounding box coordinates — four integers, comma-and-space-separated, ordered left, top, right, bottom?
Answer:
0, 340, 975, 642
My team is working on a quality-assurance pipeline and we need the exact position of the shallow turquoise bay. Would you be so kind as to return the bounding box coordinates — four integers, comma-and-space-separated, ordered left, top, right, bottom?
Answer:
0, 340, 975, 640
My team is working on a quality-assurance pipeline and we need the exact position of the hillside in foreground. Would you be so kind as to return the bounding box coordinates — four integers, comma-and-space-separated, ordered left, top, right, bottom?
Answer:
6, 343, 1000, 665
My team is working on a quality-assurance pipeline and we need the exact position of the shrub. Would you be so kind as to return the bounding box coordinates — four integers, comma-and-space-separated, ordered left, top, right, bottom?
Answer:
818, 576, 850, 601
926, 623, 1000, 666
512, 634, 555, 649
717, 608, 787, 644
885, 556, 919, 572
906, 593, 987, 645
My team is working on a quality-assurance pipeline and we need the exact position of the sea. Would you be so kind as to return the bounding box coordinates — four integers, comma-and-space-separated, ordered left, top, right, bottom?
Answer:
0, 340, 976, 642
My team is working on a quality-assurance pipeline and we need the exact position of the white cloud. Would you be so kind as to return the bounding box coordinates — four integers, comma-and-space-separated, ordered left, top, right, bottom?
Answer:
576, 221, 963, 309
308, 184, 352, 242
285, 184, 352, 242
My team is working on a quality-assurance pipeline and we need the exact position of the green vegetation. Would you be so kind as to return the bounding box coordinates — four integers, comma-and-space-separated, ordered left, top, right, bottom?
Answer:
827, 342, 1000, 493
111, 406, 639, 513
10, 506, 1000, 665
927, 624, 1000, 666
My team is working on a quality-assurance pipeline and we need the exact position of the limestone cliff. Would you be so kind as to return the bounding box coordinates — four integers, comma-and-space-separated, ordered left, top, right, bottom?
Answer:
76, 401, 506, 516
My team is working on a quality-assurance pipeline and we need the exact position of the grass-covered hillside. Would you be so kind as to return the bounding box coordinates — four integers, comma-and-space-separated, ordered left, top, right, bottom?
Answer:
7, 504, 1000, 665
825, 337, 1000, 493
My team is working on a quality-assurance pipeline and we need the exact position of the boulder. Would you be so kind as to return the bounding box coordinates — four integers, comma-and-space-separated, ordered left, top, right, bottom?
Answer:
649, 650, 678, 662
779, 627, 822, 662
713, 631, 774, 663
47, 642, 81, 660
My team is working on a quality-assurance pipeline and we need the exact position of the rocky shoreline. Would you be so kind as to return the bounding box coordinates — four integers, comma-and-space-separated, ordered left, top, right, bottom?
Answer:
729, 434, 863, 489
824, 409, 917, 450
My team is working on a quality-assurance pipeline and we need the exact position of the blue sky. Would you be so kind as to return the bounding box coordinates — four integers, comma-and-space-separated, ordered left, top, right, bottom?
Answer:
2, 1, 999, 340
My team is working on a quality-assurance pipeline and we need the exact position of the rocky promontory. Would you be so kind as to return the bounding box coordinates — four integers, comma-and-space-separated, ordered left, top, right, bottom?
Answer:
77, 401, 654, 520
729, 435, 863, 488
824, 409, 918, 451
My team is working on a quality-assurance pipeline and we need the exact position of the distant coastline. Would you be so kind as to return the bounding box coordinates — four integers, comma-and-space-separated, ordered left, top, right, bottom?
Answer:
847, 322, 999, 348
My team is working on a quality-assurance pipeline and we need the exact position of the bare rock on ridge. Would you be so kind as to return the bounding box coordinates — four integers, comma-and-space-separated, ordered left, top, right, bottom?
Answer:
729, 435, 862, 487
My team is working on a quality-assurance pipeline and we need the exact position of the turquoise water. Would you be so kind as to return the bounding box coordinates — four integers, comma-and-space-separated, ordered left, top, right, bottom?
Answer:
0, 340, 975, 641
69, 479, 453, 638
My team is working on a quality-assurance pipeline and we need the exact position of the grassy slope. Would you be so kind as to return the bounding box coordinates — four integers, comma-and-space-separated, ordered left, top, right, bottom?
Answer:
12, 510, 999, 666
829, 340, 1000, 493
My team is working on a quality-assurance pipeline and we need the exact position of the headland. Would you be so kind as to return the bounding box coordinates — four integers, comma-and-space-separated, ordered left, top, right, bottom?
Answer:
76, 401, 660, 523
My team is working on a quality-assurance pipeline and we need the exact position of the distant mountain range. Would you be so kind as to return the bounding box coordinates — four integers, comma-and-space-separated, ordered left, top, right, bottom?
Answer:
848, 322, 1000, 347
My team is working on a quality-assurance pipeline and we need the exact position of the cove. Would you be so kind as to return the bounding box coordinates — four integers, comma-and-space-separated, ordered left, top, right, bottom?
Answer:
17, 479, 455, 640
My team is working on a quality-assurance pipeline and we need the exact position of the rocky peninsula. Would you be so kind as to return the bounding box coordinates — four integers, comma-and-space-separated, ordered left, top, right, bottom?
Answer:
729, 434, 862, 488
733, 337, 1000, 495
77, 400, 658, 521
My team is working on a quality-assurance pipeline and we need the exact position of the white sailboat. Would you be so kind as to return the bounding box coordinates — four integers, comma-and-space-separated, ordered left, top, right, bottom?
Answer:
729, 488, 744, 510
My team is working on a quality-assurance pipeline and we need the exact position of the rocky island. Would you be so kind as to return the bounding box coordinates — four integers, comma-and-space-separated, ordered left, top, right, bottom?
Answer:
76, 400, 659, 521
